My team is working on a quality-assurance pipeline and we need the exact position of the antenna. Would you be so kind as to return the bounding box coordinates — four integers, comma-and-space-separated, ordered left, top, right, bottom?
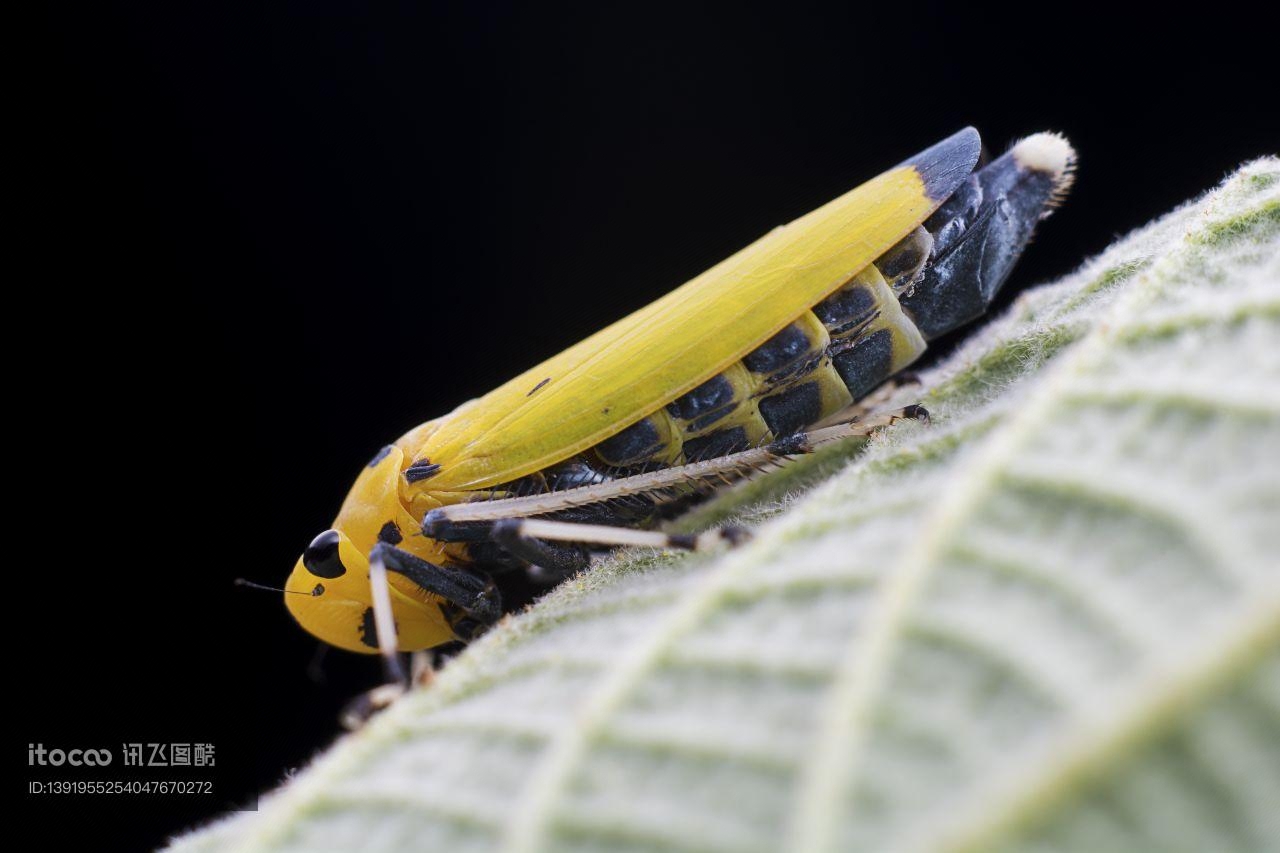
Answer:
234, 578, 319, 596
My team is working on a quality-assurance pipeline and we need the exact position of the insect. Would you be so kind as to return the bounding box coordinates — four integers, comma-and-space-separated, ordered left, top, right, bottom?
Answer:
284, 127, 1075, 679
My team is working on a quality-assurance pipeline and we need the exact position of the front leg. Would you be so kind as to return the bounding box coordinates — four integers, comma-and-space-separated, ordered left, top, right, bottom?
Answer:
342, 544, 503, 730
369, 542, 502, 627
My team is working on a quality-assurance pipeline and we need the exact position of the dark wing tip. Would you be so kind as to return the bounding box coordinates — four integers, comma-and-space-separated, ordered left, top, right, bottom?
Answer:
902, 126, 982, 202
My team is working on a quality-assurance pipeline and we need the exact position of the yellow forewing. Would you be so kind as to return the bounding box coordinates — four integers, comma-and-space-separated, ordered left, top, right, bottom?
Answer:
418, 133, 978, 492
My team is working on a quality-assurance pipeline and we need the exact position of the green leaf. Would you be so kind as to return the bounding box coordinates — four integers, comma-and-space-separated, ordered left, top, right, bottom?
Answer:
174, 159, 1280, 853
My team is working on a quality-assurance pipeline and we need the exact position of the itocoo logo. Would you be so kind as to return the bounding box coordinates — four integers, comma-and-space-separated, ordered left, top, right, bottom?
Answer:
28, 744, 113, 766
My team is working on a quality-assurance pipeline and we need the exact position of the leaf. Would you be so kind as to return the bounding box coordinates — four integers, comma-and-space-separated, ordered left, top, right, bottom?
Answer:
173, 160, 1280, 853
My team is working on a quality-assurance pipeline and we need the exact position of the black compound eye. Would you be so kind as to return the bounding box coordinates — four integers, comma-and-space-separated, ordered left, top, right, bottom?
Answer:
302, 530, 346, 578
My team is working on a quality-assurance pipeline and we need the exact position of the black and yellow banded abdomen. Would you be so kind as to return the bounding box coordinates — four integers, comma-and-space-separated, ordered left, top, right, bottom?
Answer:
590, 228, 932, 470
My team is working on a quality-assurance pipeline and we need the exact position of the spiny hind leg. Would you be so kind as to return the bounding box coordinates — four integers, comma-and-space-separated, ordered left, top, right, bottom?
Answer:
426, 405, 929, 534
495, 517, 753, 555
427, 405, 928, 555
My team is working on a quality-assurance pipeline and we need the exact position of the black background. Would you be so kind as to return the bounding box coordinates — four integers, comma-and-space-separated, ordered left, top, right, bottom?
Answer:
25, 3, 1274, 849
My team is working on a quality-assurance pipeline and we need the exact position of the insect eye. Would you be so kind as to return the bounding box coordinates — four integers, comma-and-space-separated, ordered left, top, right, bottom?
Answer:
302, 530, 346, 578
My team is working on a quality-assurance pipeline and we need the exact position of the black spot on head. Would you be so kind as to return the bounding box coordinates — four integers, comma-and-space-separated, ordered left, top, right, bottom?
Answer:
832, 328, 895, 400
744, 322, 817, 376
358, 607, 379, 649
682, 426, 748, 461
377, 521, 403, 545
302, 530, 346, 578
367, 445, 394, 468
759, 381, 823, 436
405, 458, 442, 483
311, 583, 325, 596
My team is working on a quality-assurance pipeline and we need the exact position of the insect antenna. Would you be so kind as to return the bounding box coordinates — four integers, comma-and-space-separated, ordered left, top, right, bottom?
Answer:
234, 578, 318, 596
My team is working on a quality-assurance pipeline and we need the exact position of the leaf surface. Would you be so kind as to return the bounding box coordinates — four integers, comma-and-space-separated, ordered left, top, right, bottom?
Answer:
173, 159, 1280, 853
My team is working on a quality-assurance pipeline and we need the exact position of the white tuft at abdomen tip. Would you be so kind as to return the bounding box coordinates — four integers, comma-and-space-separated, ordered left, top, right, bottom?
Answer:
1012, 131, 1077, 178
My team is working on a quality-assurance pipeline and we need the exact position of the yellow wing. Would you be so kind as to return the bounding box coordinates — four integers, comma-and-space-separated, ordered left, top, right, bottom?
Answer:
417, 128, 981, 492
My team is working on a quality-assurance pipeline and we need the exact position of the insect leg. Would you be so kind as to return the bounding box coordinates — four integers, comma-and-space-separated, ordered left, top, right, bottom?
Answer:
338, 547, 411, 730
339, 548, 503, 730
495, 518, 752, 552
367, 547, 406, 684
491, 519, 592, 582
426, 405, 928, 533
369, 542, 502, 627
425, 406, 927, 553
